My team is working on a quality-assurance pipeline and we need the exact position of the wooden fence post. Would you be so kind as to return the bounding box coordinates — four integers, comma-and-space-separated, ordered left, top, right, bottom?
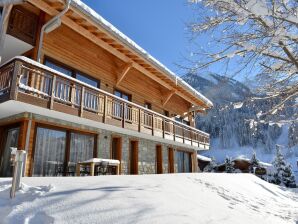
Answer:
80, 86, 85, 117
49, 75, 56, 109
9, 61, 22, 100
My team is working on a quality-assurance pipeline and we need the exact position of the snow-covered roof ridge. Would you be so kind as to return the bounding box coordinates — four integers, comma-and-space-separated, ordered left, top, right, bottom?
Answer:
197, 154, 212, 162
70, 0, 213, 108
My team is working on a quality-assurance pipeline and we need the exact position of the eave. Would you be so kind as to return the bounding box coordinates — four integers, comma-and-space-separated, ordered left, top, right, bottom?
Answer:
27, 0, 213, 109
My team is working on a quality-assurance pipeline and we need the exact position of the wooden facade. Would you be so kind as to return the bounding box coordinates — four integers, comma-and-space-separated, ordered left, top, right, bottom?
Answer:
0, 0, 212, 176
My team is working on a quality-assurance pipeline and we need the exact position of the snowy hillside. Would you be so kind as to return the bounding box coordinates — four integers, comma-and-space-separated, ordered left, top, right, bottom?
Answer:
1, 174, 297, 224
183, 73, 298, 177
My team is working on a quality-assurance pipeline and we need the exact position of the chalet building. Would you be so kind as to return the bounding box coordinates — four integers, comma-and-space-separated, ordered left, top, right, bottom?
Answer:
0, 0, 213, 177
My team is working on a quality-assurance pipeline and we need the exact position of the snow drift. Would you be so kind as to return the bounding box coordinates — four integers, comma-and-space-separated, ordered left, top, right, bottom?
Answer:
0, 174, 297, 224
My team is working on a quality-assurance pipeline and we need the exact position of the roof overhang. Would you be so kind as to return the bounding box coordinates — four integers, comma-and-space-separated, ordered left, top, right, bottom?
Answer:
27, 0, 213, 109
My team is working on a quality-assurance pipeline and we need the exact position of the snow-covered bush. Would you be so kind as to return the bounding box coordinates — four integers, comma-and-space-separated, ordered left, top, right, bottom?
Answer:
282, 165, 296, 188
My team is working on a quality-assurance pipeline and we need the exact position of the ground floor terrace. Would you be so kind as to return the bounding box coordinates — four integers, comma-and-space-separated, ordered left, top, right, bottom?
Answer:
0, 111, 199, 177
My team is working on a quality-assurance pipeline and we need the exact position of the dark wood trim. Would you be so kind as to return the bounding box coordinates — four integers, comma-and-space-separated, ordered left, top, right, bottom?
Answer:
93, 134, 98, 158
64, 130, 71, 176
111, 136, 122, 174
129, 140, 138, 175
32, 11, 45, 60
168, 147, 174, 173
156, 145, 163, 174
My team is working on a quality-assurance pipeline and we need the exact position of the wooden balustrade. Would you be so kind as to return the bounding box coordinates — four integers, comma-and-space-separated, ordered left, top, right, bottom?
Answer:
0, 57, 210, 149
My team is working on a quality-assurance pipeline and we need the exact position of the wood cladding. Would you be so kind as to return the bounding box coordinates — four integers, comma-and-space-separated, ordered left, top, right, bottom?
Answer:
42, 24, 189, 117
7, 6, 38, 45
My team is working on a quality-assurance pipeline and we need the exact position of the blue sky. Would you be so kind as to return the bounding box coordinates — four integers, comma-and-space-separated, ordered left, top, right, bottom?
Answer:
81, 0, 196, 76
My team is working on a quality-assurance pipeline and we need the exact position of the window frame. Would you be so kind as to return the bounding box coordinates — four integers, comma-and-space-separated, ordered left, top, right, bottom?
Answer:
44, 57, 101, 88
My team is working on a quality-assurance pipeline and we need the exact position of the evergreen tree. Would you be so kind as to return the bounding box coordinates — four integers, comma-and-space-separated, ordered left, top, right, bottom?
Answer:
282, 164, 296, 188
203, 157, 217, 173
249, 151, 260, 173
272, 145, 286, 185
225, 157, 235, 173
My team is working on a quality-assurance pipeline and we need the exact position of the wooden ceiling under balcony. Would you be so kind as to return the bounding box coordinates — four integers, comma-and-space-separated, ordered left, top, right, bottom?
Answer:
27, 0, 209, 109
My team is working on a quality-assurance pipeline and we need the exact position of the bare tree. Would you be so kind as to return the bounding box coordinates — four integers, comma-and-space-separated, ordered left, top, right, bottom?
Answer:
187, 0, 298, 115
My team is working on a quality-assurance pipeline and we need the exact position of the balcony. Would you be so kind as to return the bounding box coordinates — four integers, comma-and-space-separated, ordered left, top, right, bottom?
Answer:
0, 57, 210, 149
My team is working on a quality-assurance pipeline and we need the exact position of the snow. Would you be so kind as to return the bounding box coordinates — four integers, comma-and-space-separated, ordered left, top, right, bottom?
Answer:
233, 102, 243, 109
70, 0, 213, 108
81, 158, 120, 165
197, 154, 212, 162
0, 174, 297, 224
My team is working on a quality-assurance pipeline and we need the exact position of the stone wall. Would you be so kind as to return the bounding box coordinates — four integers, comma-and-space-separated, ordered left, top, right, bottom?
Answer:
96, 129, 183, 175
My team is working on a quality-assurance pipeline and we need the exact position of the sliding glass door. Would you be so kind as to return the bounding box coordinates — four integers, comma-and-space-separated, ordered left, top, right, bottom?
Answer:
33, 127, 96, 176
176, 151, 192, 173
33, 127, 66, 176
0, 128, 19, 177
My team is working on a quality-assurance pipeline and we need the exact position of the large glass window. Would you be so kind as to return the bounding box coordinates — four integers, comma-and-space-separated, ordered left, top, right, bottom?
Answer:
45, 59, 100, 88
33, 128, 66, 176
0, 128, 19, 177
176, 151, 191, 173
69, 132, 94, 164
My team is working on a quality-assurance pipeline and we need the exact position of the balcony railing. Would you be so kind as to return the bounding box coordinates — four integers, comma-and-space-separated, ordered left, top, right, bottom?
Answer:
0, 57, 210, 149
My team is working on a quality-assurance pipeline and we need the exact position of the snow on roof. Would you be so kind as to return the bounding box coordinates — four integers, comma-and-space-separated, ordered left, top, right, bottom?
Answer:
233, 155, 250, 161
70, 0, 213, 108
197, 154, 212, 162
259, 161, 272, 167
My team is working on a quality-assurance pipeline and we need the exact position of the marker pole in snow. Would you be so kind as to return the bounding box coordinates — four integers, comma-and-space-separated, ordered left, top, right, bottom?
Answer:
10, 149, 26, 199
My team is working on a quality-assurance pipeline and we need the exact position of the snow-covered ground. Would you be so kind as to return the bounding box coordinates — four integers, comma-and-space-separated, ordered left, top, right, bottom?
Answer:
0, 174, 297, 224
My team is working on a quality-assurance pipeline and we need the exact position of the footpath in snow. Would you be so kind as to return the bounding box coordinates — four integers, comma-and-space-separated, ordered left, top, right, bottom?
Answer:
0, 173, 297, 224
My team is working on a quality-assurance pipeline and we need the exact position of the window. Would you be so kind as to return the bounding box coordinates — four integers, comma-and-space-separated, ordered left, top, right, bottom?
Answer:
33, 127, 66, 176
111, 137, 121, 161
45, 58, 100, 88
176, 151, 192, 173
114, 89, 132, 120
114, 89, 131, 101
175, 117, 190, 126
33, 127, 96, 176
144, 102, 152, 110
156, 145, 163, 174
0, 128, 19, 177
164, 110, 169, 117
69, 132, 94, 164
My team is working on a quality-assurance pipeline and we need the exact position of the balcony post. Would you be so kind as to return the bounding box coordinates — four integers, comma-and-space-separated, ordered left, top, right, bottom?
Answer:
182, 128, 185, 144
70, 83, 76, 108
173, 123, 176, 142
151, 114, 154, 136
49, 75, 56, 110
190, 131, 193, 146
138, 108, 141, 132
162, 118, 165, 139
103, 95, 108, 123
9, 60, 22, 100
122, 102, 125, 128
80, 86, 85, 117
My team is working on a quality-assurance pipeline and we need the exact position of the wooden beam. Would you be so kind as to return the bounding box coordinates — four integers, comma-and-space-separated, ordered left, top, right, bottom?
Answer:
116, 63, 132, 87
0, 4, 13, 64
27, 0, 202, 107
162, 89, 176, 107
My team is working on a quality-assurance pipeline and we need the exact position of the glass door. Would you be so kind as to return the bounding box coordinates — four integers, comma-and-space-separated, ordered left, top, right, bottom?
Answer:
0, 128, 19, 177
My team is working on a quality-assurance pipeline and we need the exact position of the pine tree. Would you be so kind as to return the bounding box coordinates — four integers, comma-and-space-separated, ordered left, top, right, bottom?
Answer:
272, 145, 286, 185
282, 164, 296, 188
225, 157, 235, 173
203, 157, 217, 173
249, 151, 260, 173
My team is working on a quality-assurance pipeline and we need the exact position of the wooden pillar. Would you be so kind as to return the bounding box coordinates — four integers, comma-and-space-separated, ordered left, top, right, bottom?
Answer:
0, 4, 13, 64
17, 120, 29, 151
26, 120, 36, 177
168, 148, 174, 173
103, 95, 108, 123
192, 151, 198, 173
32, 11, 46, 61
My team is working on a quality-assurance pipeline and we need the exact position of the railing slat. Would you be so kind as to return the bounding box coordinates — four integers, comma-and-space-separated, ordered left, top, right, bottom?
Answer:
0, 58, 210, 148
